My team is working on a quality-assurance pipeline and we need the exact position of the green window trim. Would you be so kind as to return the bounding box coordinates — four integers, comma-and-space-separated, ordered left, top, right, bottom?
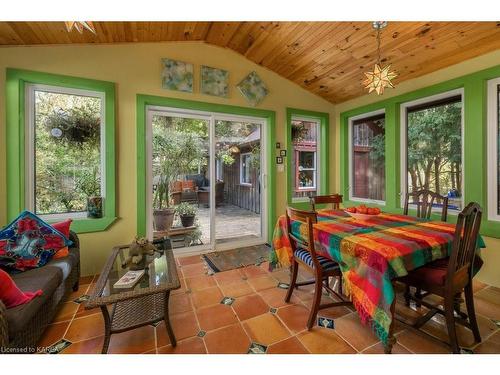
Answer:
286, 107, 330, 210
339, 63, 500, 238
136, 94, 276, 242
5, 68, 117, 233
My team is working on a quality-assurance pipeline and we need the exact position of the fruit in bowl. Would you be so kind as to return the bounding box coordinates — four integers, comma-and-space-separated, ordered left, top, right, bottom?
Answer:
344, 205, 381, 220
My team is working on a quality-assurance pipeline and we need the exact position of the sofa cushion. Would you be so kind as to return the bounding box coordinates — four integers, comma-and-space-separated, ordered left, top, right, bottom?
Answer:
6, 266, 63, 337
0, 211, 72, 272
45, 248, 79, 280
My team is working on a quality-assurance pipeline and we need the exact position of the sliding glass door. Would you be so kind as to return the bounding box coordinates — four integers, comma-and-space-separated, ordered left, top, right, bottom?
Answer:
146, 107, 267, 252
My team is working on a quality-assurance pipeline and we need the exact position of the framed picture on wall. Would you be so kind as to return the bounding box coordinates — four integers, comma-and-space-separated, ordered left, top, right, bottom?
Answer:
201, 65, 229, 97
237, 71, 269, 106
161, 58, 194, 93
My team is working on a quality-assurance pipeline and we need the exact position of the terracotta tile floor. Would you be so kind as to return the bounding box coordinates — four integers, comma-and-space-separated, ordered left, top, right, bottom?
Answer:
36, 256, 500, 354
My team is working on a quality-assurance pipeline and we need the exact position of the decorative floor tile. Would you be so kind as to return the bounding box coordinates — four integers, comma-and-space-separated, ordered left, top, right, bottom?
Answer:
150, 321, 161, 327
248, 342, 267, 354
269, 308, 277, 314
318, 316, 335, 329
197, 330, 206, 337
220, 296, 235, 305
277, 282, 289, 289
460, 348, 474, 354
47, 339, 72, 354
73, 294, 90, 304
492, 319, 500, 328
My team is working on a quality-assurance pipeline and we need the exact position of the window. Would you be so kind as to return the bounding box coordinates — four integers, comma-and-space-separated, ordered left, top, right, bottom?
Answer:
240, 153, 252, 185
26, 84, 105, 219
487, 77, 500, 221
401, 90, 463, 212
349, 112, 385, 202
291, 118, 320, 199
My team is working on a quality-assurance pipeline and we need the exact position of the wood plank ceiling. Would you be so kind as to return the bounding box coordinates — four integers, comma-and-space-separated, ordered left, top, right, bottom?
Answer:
1, 21, 500, 103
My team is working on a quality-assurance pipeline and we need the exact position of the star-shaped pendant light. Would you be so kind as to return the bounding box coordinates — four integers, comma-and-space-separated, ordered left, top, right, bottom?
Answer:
65, 21, 96, 34
363, 21, 397, 95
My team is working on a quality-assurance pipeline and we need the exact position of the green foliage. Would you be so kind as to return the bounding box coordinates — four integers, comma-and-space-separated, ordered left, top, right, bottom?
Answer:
407, 102, 462, 196
368, 119, 386, 169
175, 202, 198, 216
34, 91, 101, 214
76, 166, 101, 197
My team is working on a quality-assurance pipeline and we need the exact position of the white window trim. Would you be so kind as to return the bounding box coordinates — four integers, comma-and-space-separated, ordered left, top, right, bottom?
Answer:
399, 88, 465, 213
348, 109, 386, 205
25, 83, 106, 221
297, 150, 317, 190
487, 77, 500, 222
291, 116, 321, 203
240, 152, 252, 186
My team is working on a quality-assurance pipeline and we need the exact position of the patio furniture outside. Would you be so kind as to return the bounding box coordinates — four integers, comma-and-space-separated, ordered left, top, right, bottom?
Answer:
85, 239, 180, 353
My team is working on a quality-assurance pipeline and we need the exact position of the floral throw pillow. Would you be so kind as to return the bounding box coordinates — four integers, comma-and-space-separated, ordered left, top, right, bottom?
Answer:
0, 211, 72, 272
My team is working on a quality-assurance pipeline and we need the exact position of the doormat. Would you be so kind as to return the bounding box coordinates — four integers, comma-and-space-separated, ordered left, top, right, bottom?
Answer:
202, 244, 271, 273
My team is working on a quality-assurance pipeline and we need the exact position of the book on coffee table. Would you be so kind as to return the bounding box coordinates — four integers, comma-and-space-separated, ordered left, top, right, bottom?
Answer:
113, 270, 145, 289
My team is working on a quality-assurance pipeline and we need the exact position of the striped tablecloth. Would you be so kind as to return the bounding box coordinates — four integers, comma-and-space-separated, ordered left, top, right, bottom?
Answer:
269, 209, 485, 344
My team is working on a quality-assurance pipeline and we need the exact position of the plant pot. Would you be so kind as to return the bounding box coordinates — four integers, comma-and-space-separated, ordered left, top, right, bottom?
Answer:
153, 208, 175, 231
87, 196, 103, 218
180, 214, 195, 227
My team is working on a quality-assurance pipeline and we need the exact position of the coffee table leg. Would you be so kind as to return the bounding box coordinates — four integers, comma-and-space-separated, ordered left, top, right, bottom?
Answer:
100, 305, 112, 354
164, 290, 177, 347
384, 291, 397, 354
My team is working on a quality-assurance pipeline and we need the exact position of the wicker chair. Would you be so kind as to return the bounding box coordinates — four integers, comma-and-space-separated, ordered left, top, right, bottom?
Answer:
0, 231, 80, 352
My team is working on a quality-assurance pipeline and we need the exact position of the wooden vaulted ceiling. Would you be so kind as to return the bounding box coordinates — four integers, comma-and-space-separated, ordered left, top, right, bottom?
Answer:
1, 21, 500, 103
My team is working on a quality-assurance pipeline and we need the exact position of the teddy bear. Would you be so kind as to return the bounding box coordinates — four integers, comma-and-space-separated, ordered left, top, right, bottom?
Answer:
121, 236, 157, 270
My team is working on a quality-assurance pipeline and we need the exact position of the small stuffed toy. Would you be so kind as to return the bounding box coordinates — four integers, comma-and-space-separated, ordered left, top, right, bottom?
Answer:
122, 236, 156, 270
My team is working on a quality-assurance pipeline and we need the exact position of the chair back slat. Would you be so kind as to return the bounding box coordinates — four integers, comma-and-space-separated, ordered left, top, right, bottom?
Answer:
285, 206, 321, 268
310, 194, 343, 211
404, 189, 449, 222
447, 202, 482, 286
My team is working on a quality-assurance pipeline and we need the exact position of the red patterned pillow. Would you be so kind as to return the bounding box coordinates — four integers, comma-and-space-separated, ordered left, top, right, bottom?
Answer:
0, 211, 72, 272
51, 219, 72, 259
0, 268, 42, 308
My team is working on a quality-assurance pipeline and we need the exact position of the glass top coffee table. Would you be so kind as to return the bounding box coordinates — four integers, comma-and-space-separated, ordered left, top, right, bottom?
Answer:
85, 239, 180, 353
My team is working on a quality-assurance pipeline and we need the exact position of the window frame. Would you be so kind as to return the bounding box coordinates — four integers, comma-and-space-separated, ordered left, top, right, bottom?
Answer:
239, 152, 253, 186
289, 114, 322, 203
487, 77, 500, 222
25, 83, 106, 221
6, 68, 116, 233
295, 148, 317, 191
348, 109, 386, 205
399, 88, 465, 214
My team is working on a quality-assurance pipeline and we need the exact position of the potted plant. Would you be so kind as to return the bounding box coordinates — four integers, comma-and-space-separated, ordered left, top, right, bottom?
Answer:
152, 127, 205, 231
76, 166, 102, 218
175, 202, 197, 227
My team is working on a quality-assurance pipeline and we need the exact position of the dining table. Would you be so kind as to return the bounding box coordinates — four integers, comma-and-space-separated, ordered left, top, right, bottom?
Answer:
269, 209, 486, 353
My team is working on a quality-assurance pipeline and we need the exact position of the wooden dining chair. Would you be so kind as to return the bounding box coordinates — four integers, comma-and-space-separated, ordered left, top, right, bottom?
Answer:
396, 202, 483, 353
403, 189, 450, 305
404, 189, 449, 222
309, 194, 343, 211
284, 207, 350, 330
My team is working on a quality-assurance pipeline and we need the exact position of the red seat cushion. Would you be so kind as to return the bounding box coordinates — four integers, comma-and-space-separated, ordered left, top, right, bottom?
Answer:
405, 258, 449, 286
0, 268, 42, 308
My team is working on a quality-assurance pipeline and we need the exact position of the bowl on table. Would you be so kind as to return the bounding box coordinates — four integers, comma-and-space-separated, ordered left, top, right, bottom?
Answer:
344, 211, 380, 221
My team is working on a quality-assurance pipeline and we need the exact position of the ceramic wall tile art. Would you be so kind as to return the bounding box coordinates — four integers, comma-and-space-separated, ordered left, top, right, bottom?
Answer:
237, 71, 269, 106
201, 65, 229, 97
161, 58, 194, 92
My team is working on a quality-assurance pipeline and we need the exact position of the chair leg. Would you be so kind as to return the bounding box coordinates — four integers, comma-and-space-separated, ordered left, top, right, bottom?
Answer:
337, 275, 343, 295
307, 272, 323, 330
404, 285, 411, 306
464, 284, 481, 343
444, 297, 460, 354
285, 260, 298, 303
415, 287, 422, 307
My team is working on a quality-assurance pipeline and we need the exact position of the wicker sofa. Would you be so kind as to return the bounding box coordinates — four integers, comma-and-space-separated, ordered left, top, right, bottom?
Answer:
0, 231, 80, 352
